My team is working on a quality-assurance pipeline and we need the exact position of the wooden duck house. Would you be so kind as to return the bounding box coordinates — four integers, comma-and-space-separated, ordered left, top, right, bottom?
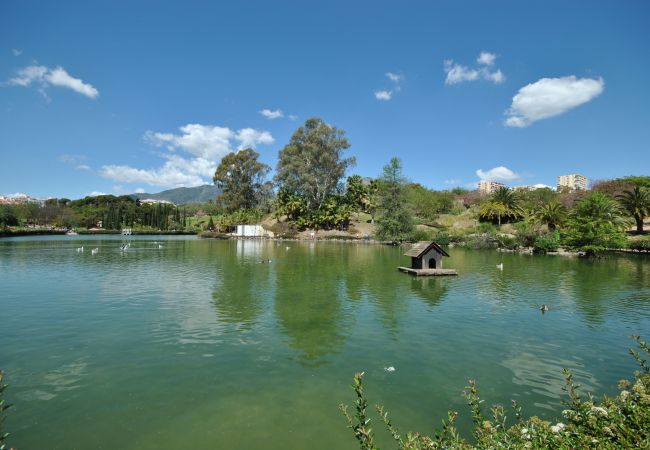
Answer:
398, 241, 458, 276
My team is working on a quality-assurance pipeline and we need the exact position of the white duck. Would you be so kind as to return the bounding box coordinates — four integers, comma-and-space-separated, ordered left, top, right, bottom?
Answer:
496, 263, 503, 270
91, 248, 99, 255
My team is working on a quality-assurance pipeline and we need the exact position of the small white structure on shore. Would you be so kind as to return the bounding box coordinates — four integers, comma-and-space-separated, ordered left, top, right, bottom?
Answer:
235, 225, 266, 237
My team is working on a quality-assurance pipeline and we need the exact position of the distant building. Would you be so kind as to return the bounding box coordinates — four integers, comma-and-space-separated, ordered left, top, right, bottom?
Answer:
478, 180, 506, 195
512, 184, 553, 192
0, 193, 45, 205
139, 198, 176, 206
557, 174, 587, 191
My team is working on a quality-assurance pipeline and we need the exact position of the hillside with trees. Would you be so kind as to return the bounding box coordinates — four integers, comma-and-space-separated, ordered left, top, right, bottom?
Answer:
1, 117, 649, 253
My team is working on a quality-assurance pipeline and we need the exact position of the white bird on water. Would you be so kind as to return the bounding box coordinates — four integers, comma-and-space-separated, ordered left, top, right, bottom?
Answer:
76, 246, 84, 253
91, 248, 99, 255
384, 366, 396, 373
496, 263, 503, 270
286, 246, 290, 250
158, 244, 163, 249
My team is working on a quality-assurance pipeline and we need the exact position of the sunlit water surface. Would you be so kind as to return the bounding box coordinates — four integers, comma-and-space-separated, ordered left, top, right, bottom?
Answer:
1, 236, 649, 449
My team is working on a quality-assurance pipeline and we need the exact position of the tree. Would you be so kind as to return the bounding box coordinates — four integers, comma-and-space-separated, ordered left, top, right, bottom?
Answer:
563, 192, 629, 254
213, 148, 271, 213
275, 118, 355, 213
617, 186, 650, 234
345, 175, 368, 211
532, 201, 568, 231
479, 187, 523, 225
479, 201, 508, 227
207, 215, 215, 231
375, 157, 414, 242
0, 206, 18, 228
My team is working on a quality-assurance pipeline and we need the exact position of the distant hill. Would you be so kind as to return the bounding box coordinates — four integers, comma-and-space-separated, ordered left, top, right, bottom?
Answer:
130, 185, 221, 204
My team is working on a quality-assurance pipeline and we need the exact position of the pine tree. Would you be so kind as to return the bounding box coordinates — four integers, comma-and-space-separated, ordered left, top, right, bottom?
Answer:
375, 157, 414, 243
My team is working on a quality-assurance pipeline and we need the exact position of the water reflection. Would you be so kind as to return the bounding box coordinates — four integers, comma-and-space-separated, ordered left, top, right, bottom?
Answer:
274, 244, 347, 367
409, 277, 449, 308
212, 244, 269, 330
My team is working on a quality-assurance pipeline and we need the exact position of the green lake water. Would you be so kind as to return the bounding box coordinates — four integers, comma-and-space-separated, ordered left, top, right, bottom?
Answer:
1, 236, 649, 449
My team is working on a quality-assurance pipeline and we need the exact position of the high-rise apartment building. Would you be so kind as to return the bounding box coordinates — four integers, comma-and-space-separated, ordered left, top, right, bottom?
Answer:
478, 180, 506, 195
557, 174, 587, 191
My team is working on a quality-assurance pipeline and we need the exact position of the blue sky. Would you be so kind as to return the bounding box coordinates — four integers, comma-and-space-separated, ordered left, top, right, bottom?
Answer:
1, 1, 649, 199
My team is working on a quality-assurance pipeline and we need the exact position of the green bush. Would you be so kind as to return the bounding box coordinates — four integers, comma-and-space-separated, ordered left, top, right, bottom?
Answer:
496, 235, 518, 250
533, 232, 561, 254
406, 228, 434, 242
432, 232, 451, 246
628, 237, 650, 251
341, 336, 650, 450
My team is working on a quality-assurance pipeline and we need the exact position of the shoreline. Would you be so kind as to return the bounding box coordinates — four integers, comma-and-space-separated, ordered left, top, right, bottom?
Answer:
3, 230, 648, 256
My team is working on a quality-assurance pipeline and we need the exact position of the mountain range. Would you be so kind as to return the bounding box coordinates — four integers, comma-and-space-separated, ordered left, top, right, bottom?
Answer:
129, 185, 221, 204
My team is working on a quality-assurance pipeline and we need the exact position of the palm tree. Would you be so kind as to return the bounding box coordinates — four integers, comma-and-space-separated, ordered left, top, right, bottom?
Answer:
532, 201, 568, 231
479, 201, 508, 226
572, 191, 630, 229
479, 187, 524, 225
617, 186, 650, 234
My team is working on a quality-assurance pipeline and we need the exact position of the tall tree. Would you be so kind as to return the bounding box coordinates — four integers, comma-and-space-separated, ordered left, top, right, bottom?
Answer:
275, 118, 355, 213
213, 148, 271, 213
375, 157, 414, 242
617, 186, 650, 234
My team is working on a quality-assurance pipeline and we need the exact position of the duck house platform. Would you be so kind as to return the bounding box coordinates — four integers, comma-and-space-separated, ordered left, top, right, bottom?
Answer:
398, 267, 458, 276
399, 241, 458, 276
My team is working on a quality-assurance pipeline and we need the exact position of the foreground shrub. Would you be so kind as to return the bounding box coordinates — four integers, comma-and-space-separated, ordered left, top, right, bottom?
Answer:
340, 336, 650, 449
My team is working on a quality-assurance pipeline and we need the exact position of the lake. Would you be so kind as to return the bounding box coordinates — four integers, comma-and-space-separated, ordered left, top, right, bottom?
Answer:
1, 236, 648, 449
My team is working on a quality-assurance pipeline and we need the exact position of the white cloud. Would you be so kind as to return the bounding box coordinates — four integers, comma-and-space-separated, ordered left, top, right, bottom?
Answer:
485, 69, 505, 84
288, 114, 298, 121
135, 188, 146, 194
12, 49, 23, 56
444, 61, 479, 84
476, 166, 520, 182
75, 164, 91, 171
8, 65, 48, 86
145, 124, 234, 161
505, 76, 604, 127
235, 128, 274, 150
477, 51, 496, 66
374, 90, 392, 101
444, 52, 505, 85
259, 108, 284, 119
101, 124, 274, 189
6, 64, 99, 99
88, 191, 107, 197
374, 72, 404, 101
46, 67, 99, 98
386, 72, 403, 83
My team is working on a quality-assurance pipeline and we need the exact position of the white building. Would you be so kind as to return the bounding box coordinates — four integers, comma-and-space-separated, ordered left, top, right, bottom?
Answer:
557, 174, 587, 191
512, 184, 553, 192
235, 224, 266, 237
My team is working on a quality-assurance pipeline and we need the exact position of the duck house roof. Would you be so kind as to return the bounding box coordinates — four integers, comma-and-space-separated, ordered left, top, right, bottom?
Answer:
404, 241, 450, 258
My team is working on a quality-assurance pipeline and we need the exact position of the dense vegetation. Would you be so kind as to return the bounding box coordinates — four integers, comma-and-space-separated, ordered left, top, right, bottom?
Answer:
340, 337, 650, 449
